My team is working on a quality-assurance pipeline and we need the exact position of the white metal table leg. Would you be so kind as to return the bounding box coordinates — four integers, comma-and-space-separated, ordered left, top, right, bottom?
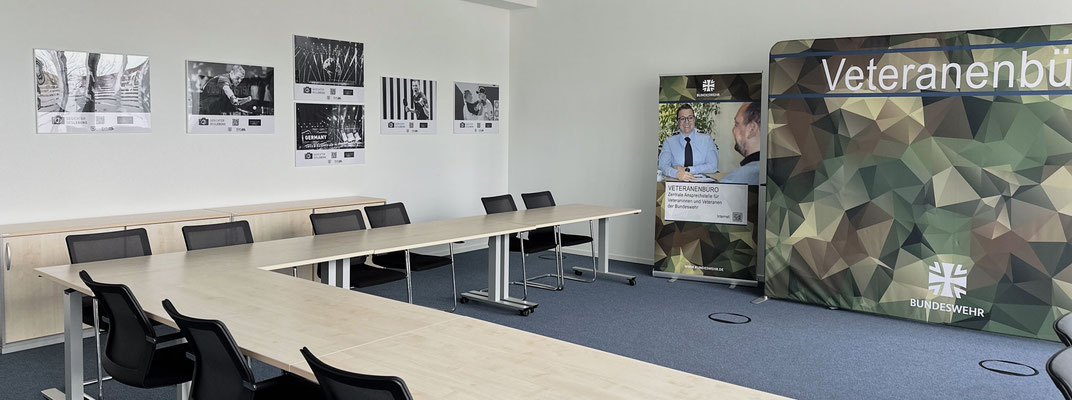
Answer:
460, 235, 537, 314
571, 217, 637, 285
41, 289, 85, 400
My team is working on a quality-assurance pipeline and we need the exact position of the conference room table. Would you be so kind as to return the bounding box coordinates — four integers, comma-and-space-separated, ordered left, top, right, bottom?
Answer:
35, 204, 784, 399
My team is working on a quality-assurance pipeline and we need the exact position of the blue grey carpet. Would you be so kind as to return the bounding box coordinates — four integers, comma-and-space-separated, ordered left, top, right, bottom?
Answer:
0, 248, 1062, 399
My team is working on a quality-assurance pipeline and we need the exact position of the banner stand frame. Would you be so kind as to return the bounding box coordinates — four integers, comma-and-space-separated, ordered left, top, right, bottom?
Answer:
652, 271, 757, 287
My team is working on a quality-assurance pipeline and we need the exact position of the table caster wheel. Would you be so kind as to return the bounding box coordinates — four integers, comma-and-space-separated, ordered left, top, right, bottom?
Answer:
458, 297, 469, 304
628, 278, 637, 286
520, 309, 531, 316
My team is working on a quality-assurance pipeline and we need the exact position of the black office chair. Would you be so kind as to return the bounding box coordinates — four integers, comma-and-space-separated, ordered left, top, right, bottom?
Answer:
520, 191, 599, 288
79, 271, 193, 397
182, 221, 254, 251
1049, 346, 1072, 399
162, 299, 323, 400
300, 347, 413, 400
309, 210, 407, 293
481, 194, 558, 299
66, 228, 155, 399
1057, 312, 1072, 347
365, 203, 458, 312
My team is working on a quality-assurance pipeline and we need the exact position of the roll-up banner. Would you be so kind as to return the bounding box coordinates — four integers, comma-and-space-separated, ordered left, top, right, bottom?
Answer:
766, 24, 1072, 340
655, 73, 763, 285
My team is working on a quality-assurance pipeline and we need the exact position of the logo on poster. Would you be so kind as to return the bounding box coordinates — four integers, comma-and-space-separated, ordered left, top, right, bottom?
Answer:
929, 262, 968, 299
701, 79, 716, 92
198, 118, 209, 126
388, 122, 395, 128
52, 115, 64, 125
304, 152, 313, 159
910, 260, 983, 317
303, 87, 312, 94
459, 122, 465, 128
232, 119, 240, 126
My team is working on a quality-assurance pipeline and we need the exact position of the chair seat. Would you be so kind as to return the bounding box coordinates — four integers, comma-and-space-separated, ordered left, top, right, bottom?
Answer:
373, 251, 451, 271
131, 344, 194, 388
531, 232, 592, 247
317, 259, 408, 288
510, 235, 557, 254
350, 265, 407, 288
253, 373, 324, 400
559, 233, 593, 247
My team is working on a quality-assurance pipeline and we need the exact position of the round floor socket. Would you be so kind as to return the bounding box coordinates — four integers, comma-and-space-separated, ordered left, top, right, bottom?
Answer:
978, 360, 1038, 377
708, 312, 751, 324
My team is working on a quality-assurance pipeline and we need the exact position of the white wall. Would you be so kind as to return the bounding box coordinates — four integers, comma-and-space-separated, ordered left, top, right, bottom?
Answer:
0, 0, 509, 225
507, 0, 1072, 263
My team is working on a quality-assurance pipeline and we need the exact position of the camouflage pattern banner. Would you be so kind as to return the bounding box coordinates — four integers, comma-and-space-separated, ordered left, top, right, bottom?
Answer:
655, 74, 762, 283
766, 24, 1072, 340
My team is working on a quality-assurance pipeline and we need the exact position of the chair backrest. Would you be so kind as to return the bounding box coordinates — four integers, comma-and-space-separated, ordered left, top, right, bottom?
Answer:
481, 195, 518, 215
163, 299, 257, 400
301, 347, 413, 400
67, 228, 152, 264
365, 203, 411, 228
310, 209, 367, 234
182, 221, 254, 251
520, 191, 556, 236
1049, 346, 1072, 400
1057, 312, 1072, 347
520, 191, 556, 209
79, 270, 161, 386
310, 210, 368, 266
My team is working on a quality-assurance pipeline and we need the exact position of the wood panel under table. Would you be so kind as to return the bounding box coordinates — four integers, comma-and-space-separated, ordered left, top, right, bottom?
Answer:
0, 209, 230, 351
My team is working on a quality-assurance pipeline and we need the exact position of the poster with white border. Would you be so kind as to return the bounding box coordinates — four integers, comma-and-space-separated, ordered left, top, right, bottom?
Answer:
381, 76, 436, 134
186, 61, 275, 134
453, 81, 498, 134
34, 49, 151, 133
663, 181, 749, 226
295, 103, 364, 166
293, 35, 364, 104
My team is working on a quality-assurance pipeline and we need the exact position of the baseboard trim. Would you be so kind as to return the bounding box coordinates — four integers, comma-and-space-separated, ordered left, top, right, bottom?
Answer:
2, 328, 95, 354
560, 248, 653, 265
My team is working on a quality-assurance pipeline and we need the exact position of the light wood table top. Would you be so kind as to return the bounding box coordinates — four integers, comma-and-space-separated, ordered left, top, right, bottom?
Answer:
0, 209, 231, 237
206, 196, 386, 216
34, 205, 782, 399
485, 204, 641, 229
293, 317, 783, 399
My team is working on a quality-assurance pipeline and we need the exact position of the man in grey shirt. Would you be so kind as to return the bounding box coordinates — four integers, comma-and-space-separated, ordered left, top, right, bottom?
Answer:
722, 101, 761, 185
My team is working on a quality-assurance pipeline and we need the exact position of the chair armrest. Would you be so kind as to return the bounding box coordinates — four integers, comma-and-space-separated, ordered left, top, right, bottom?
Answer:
148, 331, 185, 346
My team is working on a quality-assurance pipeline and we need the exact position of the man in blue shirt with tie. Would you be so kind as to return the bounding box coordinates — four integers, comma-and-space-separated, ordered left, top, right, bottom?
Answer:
658, 104, 719, 181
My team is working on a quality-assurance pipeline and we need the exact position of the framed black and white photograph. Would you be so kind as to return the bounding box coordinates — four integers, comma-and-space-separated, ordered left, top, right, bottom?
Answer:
186, 61, 274, 134
453, 81, 498, 134
295, 103, 364, 166
294, 35, 363, 104
34, 49, 151, 133
381, 76, 436, 134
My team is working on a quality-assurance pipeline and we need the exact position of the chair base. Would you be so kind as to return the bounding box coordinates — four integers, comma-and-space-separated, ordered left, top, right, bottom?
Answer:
572, 267, 637, 286
511, 274, 564, 291
459, 290, 538, 316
